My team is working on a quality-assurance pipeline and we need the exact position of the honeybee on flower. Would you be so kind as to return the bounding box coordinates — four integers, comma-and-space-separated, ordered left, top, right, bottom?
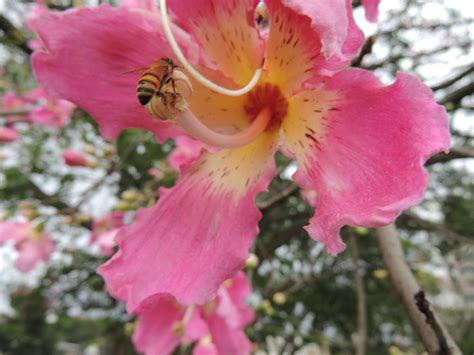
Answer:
31, 0, 449, 317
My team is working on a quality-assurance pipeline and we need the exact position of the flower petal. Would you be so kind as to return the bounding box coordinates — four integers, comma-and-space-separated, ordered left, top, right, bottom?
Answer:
265, 0, 364, 93
31, 5, 195, 140
132, 297, 183, 355
362, 0, 381, 22
169, 136, 206, 172
99, 132, 278, 311
168, 0, 263, 86
15, 236, 55, 273
283, 69, 450, 254
216, 272, 254, 328
204, 314, 253, 355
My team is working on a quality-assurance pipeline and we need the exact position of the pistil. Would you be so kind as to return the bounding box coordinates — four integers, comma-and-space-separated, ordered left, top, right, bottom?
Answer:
160, 0, 263, 97
174, 107, 272, 149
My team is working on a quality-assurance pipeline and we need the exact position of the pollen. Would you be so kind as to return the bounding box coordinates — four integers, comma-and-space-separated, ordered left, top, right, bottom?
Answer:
244, 83, 288, 130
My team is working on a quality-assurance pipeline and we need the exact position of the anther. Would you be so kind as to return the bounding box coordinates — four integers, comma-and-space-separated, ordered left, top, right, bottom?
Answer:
160, 0, 263, 97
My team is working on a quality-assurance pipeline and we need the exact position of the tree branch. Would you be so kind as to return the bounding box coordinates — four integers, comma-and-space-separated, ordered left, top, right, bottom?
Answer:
440, 81, 474, 106
349, 235, 367, 355
431, 65, 474, 91
0, 14, 32, 55
426, 146, 474, 166
376, 225, 461, 355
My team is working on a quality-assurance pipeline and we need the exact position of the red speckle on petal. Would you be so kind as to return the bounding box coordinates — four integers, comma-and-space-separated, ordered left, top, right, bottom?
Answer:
244, 83, 288, 131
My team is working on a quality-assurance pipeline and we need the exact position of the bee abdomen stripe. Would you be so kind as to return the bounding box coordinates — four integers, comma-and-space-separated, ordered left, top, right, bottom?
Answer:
137, 88, 155, 94
138, 79, 157, 86
143, 72, 162, 81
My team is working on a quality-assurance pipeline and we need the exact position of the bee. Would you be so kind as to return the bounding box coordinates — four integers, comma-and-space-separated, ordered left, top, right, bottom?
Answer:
135, 58, 179, 106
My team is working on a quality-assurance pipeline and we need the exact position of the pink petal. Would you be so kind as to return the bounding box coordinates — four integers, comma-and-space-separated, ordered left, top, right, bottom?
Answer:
284, 69, 449, 254
120, 0, 157, 10
169, 136, 206, 172
15, 235, 55, 272
0, 127, 19, 142
193, 341, 218, 355
265, 0, 364, 92
204, 314, 253, 355
0, 222, 30, 244
132, 297, 184, 355
94, 229, 119, 257
31, 5, 194, 141
168, 0, 263, 86
215, 272, 254, 328
99, 132, 278, 312
362, 0, 381, 22
62, 149, 93, 167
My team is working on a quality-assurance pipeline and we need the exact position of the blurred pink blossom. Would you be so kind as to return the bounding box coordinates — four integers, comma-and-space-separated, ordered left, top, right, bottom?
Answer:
2, 88, 75, 128
62, 149, 96, 167
0, 222, 55, 272
0, 127, 19, 142
133, 272, 254, 355
362, 0, 381, 22
169, 136, 205, 172
90, 212, 125, 256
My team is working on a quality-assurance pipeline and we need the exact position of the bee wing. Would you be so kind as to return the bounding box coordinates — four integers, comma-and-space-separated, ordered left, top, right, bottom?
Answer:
122, 66, 148, 74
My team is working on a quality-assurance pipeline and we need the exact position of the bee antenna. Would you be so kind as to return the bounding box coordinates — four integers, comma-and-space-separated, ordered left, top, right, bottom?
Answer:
160, 0, 264, 97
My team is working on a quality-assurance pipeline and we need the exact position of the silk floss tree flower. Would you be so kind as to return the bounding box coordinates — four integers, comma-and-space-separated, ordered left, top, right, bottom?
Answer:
32, 0, 449, 313
133, 272, 254, 355
361, 0, 381, 22
0, 222, 55, 272
90, 212, 125, 256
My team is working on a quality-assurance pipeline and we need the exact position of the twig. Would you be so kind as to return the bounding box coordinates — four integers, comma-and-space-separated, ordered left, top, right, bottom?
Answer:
257, 182, 299, 210
0, 106, 35, 116
0, 14, 32, 55
414, 291, 450, 355
401, 213, 474, 245
426, 146, 474, 166
431, 65, 474, 91
440, 81, 474, 106
349, 235, 367, 355
376, 225, 461, 355
351, 35, 376, 68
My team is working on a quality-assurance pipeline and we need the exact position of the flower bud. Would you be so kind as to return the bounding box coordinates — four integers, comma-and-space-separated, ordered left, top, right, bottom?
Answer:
245, 253, 260, 270
272, 292, 287, 305
354, 226, 369, 235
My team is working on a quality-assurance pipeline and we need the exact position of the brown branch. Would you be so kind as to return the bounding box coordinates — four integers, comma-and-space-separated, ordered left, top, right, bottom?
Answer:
431, 65, 474, 91
257, 182, 299, 211
400, 213, 474, 245
351, 35, 376, 68
376, 225, 461, 355
0, 14, 32, 55
426, 146, 474, 166
0, 106, 35, 116
414, 291, 450, 355
440, 81, 474, 106
349, 235, 367, 355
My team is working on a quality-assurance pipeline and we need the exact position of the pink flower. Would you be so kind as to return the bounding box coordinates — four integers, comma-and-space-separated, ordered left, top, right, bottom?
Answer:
0, 222, 55, 272
25, 88, 76, 128
132, 272, 254, 355
169, 136, 205, 172
62, 149, 96, 167
32, 1, 449, 312
90, 212, 125, 256
0, 127, 19, 142
3, 92, 25, 107
362, 0, 381, 22
120, 0, 157, 10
